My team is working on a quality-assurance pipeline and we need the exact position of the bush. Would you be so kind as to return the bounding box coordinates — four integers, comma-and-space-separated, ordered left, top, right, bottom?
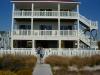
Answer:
16, 68, 32, 75
0, 70, 16, 75
45, 55, 70, 68
45, 55, 100, 69
0, 54, 37, 71
90, 55, 100, 66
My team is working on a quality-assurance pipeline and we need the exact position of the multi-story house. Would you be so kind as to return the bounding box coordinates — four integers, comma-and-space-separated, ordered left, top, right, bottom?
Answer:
11, 0, 98, 51
0, 31, 11, 50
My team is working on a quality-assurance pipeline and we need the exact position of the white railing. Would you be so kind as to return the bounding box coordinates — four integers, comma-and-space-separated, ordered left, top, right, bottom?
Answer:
14, 11, 78, 18
60, 30, 77, 36
33, 30, 58, 36
91, 41, 98, 48
33, 11, 58, 17
13, 30, 31, 35
79, 15, 98, 29
91, 21, 98, 29
0, 49, 100, 57
13, 30, 78, 36
14, 11, 32, 17
79, 31, 90, 46
44, 50, 100, 58
13, 48, 32, 50
0, 50, 37, 56
60, 11, 78, 17
79, 14, 90, 27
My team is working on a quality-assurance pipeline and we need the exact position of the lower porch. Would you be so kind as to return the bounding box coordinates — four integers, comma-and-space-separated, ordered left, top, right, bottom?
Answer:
13, 40, 77, 49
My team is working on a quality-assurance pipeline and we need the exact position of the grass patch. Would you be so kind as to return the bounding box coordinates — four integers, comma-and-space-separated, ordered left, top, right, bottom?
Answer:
0, 54, 37, 75
45, 55, 100, 75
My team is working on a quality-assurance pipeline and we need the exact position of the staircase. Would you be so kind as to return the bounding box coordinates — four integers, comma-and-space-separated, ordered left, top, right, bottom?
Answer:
79, 31, 90, 46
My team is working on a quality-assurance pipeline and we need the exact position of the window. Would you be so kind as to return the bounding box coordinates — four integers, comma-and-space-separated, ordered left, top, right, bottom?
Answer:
40, 25, 52, 30
19, 25, 31, 30
60, 25, 72, 30
40, 9, 52, 11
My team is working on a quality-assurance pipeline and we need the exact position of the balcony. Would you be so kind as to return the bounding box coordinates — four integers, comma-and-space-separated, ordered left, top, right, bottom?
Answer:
13, 11, 78, 19
13, 30, 78, 37
13, 11, 98, 29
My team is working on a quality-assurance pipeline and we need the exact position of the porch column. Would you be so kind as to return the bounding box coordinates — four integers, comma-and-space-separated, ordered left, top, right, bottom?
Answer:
31, 18, 33, 35
11, 3, 15, 50
77, 4, 80, 49
32, 40, 35, 49
31, 3, 34, 35
58, 3, 60, 36
59, 40, 61, 49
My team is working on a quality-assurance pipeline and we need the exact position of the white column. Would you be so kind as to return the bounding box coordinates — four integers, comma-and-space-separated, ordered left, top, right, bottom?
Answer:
77, 4, 80, 49
31, 18, 33, 35
32, 3, 34, 49
58, 3, 61, 49
77, 4, 79, 13
11, 3, 15, 50
31, 3, 34, 35
32, 40, 35, 49
59, 40, 61, 49
58, 3, 60, 31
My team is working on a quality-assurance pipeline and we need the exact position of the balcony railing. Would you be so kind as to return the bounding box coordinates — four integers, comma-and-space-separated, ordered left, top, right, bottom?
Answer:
79, 15, 98, 29
13, 30, 31, 35
79, 31, 90, 46
14, 11, 78, 18
13, 30, 78, 36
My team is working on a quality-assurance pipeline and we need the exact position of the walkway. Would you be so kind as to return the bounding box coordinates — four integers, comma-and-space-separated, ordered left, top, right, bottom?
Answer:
33, 64, 53, 75
32, 55, 53, 75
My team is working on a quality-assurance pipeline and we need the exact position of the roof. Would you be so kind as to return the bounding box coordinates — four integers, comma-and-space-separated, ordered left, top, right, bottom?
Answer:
12, 0, 77, 2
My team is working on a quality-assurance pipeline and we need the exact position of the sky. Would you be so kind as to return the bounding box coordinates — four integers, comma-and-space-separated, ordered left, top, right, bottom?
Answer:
0, 0, 100, 38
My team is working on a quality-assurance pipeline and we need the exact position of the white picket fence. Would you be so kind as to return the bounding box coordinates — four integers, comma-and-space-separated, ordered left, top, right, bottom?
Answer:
0, 49, 100, 58
44, 50, 100, 57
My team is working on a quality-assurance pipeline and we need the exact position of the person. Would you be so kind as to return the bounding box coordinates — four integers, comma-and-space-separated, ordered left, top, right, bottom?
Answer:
36, 47, 41, 55
39, 47, 44, 64
36, 47, 44, 64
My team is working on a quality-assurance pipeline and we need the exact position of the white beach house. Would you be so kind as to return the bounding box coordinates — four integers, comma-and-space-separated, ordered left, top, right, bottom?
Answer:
11, 0, 98, 51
